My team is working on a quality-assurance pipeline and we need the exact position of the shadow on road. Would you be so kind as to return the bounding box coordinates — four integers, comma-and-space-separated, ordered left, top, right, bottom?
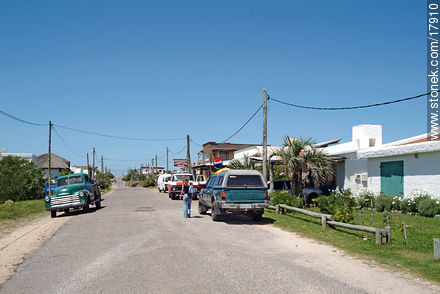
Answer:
58, 205, 107, 218
217, 213, 275, 225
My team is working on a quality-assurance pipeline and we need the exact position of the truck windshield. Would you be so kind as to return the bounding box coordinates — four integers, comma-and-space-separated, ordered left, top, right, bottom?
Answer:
226, 175, 264, 188
57, 175, 84, 187
173, 175, 194, 181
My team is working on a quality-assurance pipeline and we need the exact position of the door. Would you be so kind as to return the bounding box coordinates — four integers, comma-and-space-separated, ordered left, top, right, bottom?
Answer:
380, 161, 404, 197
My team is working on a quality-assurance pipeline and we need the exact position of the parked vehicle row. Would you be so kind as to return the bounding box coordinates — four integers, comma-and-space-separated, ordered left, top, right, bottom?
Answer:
45, 173, 102, 218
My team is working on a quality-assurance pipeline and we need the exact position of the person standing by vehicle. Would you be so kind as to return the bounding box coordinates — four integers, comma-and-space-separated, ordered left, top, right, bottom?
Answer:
181, 178, 191, 218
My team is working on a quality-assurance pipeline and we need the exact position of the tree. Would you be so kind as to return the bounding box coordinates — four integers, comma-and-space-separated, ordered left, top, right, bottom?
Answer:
0, 156, 45, 203
60, 168, 73, 176
274, 136, 334, 196
228, 154, 254, 170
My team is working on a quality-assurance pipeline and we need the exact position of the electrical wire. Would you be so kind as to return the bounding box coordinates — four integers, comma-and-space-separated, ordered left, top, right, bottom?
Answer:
52, 126, 85, 158
0, 109, 47, 126
268, 92, 430, 111
53, 123, 186, 142
169, 145, 186, 155
190, 139, 203, 147
221, 104, 263, 143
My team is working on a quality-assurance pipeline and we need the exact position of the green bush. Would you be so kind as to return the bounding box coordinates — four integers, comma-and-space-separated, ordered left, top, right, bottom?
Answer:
0, 156, 45, 203
269, 191, 303, 208
417, 198, 439, 217
400, 198, 417, 213
375, 195, 400, 212
95, 172, 113, 190
316, 189, 355, 223
353, 188, 375, 208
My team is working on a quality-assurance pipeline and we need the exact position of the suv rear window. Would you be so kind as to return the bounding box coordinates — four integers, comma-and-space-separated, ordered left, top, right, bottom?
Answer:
226, 175, 264, 188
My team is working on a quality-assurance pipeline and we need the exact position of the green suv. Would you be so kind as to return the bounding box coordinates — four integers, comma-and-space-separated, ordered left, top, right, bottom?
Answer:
45, 173, 102, 218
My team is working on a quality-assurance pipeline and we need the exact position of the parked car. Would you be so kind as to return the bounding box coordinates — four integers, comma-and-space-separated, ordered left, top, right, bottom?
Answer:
157, 173, 172, 193
198, 170, 269, 221
45, 173, 102, 218
268, 180, 322, 204
167, 173, 195, 200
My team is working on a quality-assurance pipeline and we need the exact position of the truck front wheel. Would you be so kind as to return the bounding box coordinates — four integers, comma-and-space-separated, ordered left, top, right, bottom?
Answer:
51, 210, 56, 218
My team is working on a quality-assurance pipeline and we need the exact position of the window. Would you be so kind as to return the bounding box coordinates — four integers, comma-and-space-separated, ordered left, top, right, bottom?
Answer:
173, 174, 194, 181
56, 175, 84, 187
226, 175, 264, 188
207, 176, 216, 188
215, 176, 224, 186
369, 138, 376, 147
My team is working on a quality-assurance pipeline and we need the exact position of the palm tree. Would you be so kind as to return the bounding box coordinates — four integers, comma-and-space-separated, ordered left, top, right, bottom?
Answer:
274, 136, 334, 196
228, 154, 254, 170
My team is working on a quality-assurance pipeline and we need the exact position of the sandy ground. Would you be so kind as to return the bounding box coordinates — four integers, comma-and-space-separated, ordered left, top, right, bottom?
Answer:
259, 225, 440, 293
0, 214, 72, 285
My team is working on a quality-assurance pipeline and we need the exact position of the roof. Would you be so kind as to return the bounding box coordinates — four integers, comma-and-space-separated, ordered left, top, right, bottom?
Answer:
202, 142, 258, 151
357, 141, 440, 159
37, 153, 70, 169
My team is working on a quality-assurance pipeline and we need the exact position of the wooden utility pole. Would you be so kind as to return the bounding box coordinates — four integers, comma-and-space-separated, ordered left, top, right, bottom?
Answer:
101, 156, 104, 175
92, 147, 95, 178
262, 89, 268, 180
186, 134, 192, 174
87, 153, 90, 178
166, 147, 169, 172
155, 154, 157, 171
48, 121, 52, 195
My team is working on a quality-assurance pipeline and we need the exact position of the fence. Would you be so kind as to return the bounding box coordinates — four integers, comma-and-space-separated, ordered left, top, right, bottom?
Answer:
272, 204, 391, 245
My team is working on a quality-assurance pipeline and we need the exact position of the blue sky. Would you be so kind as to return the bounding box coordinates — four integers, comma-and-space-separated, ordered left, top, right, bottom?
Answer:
0, 0, 426, 174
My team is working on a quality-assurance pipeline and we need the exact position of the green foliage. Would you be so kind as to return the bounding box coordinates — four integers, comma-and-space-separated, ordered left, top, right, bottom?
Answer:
353, 188, 375, 208
375, 195, 400, 212
269, 191, 303, 208
228, 154, 254, 170
417, 198, 439, 217
0, 199, 46, 220
400, 198, 417, 214
316, 189, 355, 223
0, 156, 45, 203
95, 172, 113, 190
60, 168, 74, 176
124, 173, 132, 181
141, 177, 157, 187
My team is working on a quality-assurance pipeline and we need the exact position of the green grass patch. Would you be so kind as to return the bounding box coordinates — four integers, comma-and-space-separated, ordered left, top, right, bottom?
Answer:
0, 199, 46, 220
264, 209, 440, 284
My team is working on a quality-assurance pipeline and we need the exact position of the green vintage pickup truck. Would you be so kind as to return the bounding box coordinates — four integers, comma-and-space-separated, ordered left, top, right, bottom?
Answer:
45, 173, 102, 218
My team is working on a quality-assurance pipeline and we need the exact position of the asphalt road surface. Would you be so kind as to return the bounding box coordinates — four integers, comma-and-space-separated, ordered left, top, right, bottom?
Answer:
0, 182, 436, 293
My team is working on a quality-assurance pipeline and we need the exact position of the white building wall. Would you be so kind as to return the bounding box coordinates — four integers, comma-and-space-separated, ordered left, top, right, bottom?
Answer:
341, 152, 368, 191
366, 151, 440, 198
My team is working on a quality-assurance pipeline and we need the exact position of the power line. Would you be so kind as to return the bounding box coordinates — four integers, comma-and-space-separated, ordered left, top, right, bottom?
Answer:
268, 92, 430, 111
0, 109, 46, 126
169, 145, 186, 155
52, 126, 85, 158
221, 104, 263, 143
54, 123, 186, 141
104, 157, 151, 162
190, 139, 203, 147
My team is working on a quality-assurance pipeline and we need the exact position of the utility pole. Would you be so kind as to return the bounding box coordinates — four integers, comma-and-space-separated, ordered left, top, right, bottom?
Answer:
155, 154, 157, 171
186, 134, 192, 174
87, 153, 90, 178
166, 147, 169, 172
101, 156, 104, 175
92, 147, 95, 178
262, 89, 268, 180
48, 121, 52, 195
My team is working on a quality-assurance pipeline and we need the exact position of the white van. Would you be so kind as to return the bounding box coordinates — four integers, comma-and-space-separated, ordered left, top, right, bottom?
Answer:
157, 173, 172, 193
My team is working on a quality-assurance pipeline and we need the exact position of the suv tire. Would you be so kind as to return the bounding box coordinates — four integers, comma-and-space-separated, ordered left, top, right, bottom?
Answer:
211, 203, 222, 221
198, 202, 207, 215
252, 212, 263, 221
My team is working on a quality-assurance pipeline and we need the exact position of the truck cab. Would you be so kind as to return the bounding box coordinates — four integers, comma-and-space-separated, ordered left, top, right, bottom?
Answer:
45, 173, 102, 218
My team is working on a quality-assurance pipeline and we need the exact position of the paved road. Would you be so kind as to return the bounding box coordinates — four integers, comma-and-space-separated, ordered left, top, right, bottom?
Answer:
0, 182, 431, 293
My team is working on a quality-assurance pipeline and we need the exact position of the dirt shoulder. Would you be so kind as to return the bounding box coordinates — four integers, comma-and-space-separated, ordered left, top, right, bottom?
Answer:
259, 225, 440, 293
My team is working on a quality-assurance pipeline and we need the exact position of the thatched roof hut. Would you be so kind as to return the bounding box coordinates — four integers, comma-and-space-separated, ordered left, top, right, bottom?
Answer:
37, 153, 70, 169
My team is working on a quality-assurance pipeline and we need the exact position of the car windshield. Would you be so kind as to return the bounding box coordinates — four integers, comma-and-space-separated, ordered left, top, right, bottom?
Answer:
57, 175, 84, 187
226, 175, 264, 188
173, 175, 194, 181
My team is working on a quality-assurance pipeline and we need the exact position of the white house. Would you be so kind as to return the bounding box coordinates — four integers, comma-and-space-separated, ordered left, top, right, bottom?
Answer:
323, 125, 440, 198
71, 166, 90, 175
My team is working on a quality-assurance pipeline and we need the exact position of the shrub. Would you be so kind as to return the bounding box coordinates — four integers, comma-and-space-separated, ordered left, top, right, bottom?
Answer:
400, 198, 417, 213
0, 156, 45, 203
270, 191, 303, 208
375, 195, 400, 212
316, 189, 355, 223
353, 188, 375, 208
417, 198, 439, 217
95, 172, 112, 190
